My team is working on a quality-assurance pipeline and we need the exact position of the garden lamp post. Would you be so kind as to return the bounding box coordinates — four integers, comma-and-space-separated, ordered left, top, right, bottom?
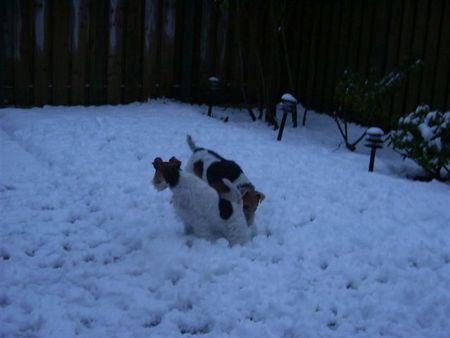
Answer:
277, 94, 298, 141
365, 127, 384, 172
207, 76, 220, 117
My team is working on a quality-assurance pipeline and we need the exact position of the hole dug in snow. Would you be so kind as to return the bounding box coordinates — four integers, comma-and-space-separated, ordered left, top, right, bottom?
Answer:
144, 316, 162, 329
0, 294, 12, 308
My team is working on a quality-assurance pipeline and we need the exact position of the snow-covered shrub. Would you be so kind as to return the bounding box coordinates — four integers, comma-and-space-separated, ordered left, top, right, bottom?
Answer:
389, 105, 450, 181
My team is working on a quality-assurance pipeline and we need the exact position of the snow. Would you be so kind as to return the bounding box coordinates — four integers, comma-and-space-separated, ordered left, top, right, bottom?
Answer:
366, 127, 384, 136
1, 100, 450, 338
281, 93, 297, 103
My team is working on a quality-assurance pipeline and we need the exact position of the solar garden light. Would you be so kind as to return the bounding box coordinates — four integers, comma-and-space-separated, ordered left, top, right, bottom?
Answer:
277, 93, 298, 141
207, 76, 220, 117
365, 127, 384, 172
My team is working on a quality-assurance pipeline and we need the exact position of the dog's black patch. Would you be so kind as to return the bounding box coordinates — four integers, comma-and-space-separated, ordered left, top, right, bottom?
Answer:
206, 149, 225, 161
162, 167, 180, 188
206, 160, 243, 185
193, 160, 203, 178
218, 198, 233, 220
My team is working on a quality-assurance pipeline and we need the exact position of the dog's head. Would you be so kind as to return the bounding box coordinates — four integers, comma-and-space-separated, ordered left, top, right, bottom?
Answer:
152, 156, 182, 191
240, 185, 265, 224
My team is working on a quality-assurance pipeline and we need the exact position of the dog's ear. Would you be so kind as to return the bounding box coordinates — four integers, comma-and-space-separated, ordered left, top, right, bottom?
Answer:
152, 157, 163, 169
256, 191, 266, 203
169, 156, 182, 169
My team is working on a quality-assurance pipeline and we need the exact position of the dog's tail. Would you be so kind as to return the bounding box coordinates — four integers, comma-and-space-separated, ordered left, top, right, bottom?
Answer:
186, 134, 197, 152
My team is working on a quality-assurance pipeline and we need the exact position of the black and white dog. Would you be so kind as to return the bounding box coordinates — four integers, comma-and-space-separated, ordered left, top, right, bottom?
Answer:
185, 135, 265, 227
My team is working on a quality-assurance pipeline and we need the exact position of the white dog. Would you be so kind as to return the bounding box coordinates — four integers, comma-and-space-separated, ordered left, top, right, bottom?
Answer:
152, 156, 253, 246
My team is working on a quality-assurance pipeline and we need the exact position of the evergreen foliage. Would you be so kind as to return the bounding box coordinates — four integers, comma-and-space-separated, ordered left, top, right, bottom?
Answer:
389, 105, 450, 181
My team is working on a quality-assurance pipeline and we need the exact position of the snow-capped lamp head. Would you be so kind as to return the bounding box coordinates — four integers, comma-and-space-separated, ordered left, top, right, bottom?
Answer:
365, 127, 384, 172
277, 93, 298, 141
207, 76, 220, 117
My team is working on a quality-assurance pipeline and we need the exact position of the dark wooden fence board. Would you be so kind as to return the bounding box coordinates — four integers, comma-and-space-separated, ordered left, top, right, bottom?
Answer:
370, 0, 391, 74
321, 0, 342, 112
107, 0, 125, 104
404, 0, 429, 114
71, 0, 90, 105
357, 0, 375, 79
52, 0, 71, 105
160, 0, 176, 97
14, 0, 34, 106
124, 0, 144, 102
314, 0, 332, 111
246, 1, 264, 102
347, 0, 364, 71
392, 0, 416, 118
296, 0, 314, 105
142, 0, 160, 99
215, 2, 230, 84
0, 1, 15, 105
432, 0, 450, 111
88, 0, 108, 105
334, 0, 354, 107
305, 1, 322, 108
419, 0, 443, 108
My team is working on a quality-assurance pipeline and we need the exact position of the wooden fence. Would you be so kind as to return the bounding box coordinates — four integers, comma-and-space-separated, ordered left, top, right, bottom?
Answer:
1, 0, 449, 125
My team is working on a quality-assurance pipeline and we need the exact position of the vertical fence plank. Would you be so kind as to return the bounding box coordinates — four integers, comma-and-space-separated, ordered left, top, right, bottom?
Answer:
419, 0, 443, 109
305, 2, 322, 108
370, 0, 391, 74
160, 0, 176, 97
346, 0, 363, 71
392, 0, 416, 117
198, 0, 216, 91
384, 0, 403, 123
172, 0, 185, 99
14, 0, 34, 106
357, 0, 375, 78
216, 2, 230, 85
52, 0, 71, 105
334, 0, 353, 107
291, 0, 304, 97
322, 0, 342, 112
432, 0, 450, 111
88, 0, 108, 105
0, 1, 15, 106
314, 1, 332, 111
181, 0, 195, 101
71, 0, 90, 105
246, 1, 264, 103
370, 0, 393, 128
107, 0, 124, 104
142, 0, 160, 100
403, 0, 429, 114
34, 0, 50, 106
296, 0, 314, 105
230, 0, 248, 103
124, 0, 144, 102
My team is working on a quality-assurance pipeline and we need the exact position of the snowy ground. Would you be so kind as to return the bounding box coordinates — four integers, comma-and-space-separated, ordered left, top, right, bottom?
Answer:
1, 100, 449, 338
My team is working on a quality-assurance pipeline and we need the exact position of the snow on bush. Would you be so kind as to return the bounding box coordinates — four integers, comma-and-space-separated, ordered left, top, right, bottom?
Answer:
389, 105, 450, 181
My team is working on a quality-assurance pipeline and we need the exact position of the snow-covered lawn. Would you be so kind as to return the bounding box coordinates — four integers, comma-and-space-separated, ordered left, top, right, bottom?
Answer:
1, 101, 449, 338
